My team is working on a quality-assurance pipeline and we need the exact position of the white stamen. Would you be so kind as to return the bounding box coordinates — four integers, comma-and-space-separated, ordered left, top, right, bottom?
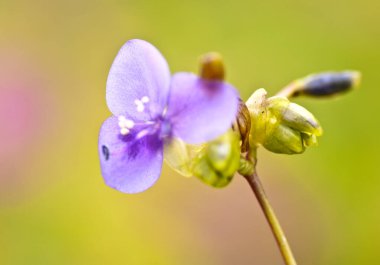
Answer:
137, 104, 145, 112
135, 96, 150, 112
118, 116, 126, 127
124, 119, 134, 128
120, 128, 130, 135
118, 115, 134, 135
118, 115, 127, 122
141, 96, 150, 103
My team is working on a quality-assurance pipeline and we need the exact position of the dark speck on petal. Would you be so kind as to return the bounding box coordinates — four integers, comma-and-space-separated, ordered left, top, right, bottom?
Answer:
102, 145, 110, 160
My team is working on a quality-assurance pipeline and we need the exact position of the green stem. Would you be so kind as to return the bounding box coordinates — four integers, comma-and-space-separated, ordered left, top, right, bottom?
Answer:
243, 171, 298, 265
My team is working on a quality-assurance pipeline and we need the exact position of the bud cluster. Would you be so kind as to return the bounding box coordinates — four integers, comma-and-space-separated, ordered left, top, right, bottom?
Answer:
163, 52, 360, 188
246, 88, 322, 154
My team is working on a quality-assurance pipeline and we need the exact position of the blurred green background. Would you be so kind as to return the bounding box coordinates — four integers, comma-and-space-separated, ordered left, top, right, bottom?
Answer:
0, 0, 379, 264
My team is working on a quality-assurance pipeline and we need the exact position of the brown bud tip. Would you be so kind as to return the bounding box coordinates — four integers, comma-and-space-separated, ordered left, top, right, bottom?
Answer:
199, 52, 225, 81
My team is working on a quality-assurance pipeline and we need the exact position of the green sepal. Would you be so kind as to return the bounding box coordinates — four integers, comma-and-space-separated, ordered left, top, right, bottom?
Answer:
164, 137, 201, 177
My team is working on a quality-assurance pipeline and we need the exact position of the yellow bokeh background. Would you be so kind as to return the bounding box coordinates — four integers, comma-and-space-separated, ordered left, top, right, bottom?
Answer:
0, 0, 379, 264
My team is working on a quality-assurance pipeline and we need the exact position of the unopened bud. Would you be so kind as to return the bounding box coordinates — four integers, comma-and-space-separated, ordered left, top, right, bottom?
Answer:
263, 124, 305, 154
193, 130, 240, 188
246, 88, 323, 154
267, 97, 323, 136
199, 52, 225, 81
164, 131, 241, 188
286, 71, 361, 97
206, 131, 240, 172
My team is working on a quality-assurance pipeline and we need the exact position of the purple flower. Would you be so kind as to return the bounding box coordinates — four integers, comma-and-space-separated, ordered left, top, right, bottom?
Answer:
98, 39, 238, 193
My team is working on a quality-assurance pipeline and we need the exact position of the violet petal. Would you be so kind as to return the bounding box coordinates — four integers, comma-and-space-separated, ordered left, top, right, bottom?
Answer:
98, 116, 163, 193
106, 39, 171, 121
166, 72, 239, 144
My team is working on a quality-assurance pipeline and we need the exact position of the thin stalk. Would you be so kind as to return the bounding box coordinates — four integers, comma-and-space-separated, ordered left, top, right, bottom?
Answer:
243, 171, 298, 265
276, 82, 299, 98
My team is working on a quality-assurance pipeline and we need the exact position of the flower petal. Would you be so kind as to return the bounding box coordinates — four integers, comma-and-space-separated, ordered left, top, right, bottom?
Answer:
166, 73, 239, 144
106, 39, 171, 120
98, 116, 163, 193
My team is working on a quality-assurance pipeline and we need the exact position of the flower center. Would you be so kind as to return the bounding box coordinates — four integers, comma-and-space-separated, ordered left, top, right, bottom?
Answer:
117, 96, 152, 136
117, 96, 172, 141
157, 117, 172, 139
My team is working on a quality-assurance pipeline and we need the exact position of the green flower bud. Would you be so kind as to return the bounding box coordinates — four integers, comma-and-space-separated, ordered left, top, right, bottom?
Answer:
267, 97, 323, 136
192, 130, 241, 188
164, 131, 241, 188
263, 124, 305, 154
246, 88, 322, 154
